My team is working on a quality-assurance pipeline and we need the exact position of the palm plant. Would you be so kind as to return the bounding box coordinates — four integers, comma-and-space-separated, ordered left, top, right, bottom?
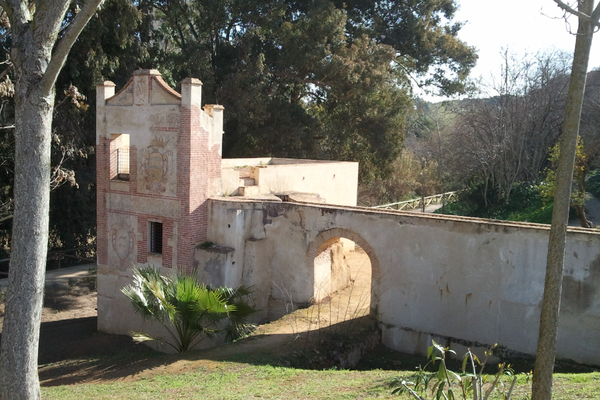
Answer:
122, 266, 257, 352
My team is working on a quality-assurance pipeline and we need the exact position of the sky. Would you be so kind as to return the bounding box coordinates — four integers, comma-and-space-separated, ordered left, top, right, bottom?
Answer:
428, 0, 600, 100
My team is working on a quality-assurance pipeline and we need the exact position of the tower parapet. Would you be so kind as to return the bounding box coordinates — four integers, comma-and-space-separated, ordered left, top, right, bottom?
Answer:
95, 70, 223, 334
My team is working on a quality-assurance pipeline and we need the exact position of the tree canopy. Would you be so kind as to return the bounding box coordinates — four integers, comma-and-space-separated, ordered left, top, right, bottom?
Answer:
128, 0, 477, 178
0, 0, 477, 262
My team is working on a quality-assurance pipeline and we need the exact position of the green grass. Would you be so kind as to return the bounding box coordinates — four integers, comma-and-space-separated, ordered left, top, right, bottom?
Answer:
43, 364, 400, 399
40, 356, 600, 400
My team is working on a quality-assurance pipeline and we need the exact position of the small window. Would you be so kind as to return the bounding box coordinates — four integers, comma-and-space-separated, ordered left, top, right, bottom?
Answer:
149, 222, 163, 254
110, 133, 130, 181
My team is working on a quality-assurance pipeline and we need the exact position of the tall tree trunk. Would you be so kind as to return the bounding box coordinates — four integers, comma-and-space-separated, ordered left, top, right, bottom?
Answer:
0, 17, 55, 399
575, 167, 593, 228
0, 2, 103, 398
574, 204, 593, 227
0, 82, 54, 400
532, 1, 594, 399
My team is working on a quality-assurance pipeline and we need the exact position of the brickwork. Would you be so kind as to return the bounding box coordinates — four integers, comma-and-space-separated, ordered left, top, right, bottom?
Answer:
97, 71, 223, 276
177, 104, 211, 269
96, 136, 109, 265
136, 215, 148, 264
129, 146, 138, 194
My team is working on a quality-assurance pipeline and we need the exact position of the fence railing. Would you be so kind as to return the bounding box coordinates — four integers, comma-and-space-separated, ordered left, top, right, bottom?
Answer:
372, 191, 457, 212
0, 245, 96, 277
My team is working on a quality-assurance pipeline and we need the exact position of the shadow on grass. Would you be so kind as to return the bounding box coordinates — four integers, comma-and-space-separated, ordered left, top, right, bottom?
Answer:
34, 315, 600, 388
35, 317, 163, 386
37, 315, 385, 386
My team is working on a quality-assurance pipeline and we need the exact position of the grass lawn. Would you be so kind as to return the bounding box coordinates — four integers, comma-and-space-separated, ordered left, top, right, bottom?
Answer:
40, 347, 600, 400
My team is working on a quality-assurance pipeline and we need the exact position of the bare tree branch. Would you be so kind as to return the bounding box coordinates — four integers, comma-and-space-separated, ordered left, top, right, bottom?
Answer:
41, 0, 105, 94
554, 0, 600, 28
0, 63, 12, 81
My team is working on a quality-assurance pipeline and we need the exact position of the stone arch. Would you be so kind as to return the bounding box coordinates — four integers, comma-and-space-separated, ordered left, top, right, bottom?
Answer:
307, 228, 381, 316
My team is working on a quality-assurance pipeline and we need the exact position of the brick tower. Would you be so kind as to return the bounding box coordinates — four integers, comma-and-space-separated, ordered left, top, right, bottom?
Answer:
95, 70, 223, 334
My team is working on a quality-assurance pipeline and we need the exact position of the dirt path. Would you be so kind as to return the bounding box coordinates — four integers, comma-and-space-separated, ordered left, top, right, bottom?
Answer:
0, 249, 375, 386
0, 264, 98, 330
101, 248, 375, 382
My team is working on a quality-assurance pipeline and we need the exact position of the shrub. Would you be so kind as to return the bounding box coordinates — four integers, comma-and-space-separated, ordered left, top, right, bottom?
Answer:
391, 341, 523, 400
437, 182, 554, 224
122, 266, 257, 352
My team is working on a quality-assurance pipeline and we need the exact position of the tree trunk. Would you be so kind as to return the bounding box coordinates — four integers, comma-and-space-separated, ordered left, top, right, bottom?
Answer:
0, 81, 54, 399
532, 2, 594, 399
574, 204, 593, 228
575, 166, 593, 228
0, 15, 55, 396
0, 2, 104, 398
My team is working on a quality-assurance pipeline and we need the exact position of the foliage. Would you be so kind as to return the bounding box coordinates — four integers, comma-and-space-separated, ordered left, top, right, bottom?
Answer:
540, 137, 594, 227
446, 50, 571, 205
391, 341, 521, 400
0, 0, 477, 260
0, 0, 153, 258
587, 169, 600, 198
540, 137, 587, 207
334, 0, 477, 96
121, 266, 257, 352
148, 0, 475, 181
438, 182, 554, 224
358, 150, 442, 206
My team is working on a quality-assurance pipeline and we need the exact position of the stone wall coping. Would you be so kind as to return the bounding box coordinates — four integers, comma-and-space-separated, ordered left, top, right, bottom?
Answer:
208, 197, 600, 236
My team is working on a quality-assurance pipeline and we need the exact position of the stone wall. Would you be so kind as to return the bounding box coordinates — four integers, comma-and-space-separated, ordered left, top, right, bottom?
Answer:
220, 157, 359, 206
205, 199, 600, 365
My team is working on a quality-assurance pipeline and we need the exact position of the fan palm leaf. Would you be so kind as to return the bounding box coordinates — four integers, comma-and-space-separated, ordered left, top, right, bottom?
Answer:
122, 266, 257, 352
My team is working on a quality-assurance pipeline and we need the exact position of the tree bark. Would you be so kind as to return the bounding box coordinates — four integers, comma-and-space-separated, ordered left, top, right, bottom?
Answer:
0, 78, 54, 400
0, 2, 103, 398
532, 1, 595, 399
574, 204, 593, 228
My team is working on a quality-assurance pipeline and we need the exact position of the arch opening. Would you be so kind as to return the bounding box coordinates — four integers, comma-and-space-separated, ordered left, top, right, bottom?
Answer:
308, 229, 380, 321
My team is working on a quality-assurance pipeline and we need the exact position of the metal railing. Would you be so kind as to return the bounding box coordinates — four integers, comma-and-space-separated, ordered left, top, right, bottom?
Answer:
111, 146, 130, 180
0, 245, 96, 277
372, 191, 457, 212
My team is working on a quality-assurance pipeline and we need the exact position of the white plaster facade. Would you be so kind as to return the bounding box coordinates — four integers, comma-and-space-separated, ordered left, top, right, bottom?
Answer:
221, 157, 359, 206
97, 70, 600, 365
203, 199, 600, 365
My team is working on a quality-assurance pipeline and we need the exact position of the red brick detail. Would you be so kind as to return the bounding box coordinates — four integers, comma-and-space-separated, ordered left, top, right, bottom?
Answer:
129, 145, 138, 195
162, 220, 173, 268
173, 104, 222, 269
137, 215, 148, 264
147, 75, 153, 104
98, 84, 222, 271
96, 136, 110, 265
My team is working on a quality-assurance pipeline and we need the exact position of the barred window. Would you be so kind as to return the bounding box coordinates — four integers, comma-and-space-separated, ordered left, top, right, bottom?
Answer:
149, 222, 163, 254
110, 134, 130, 181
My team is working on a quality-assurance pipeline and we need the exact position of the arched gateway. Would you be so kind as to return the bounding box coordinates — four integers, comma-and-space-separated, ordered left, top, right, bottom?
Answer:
307, 228, 381, 316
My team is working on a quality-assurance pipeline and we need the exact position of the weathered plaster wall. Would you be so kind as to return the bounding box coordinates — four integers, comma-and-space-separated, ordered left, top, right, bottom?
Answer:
205, 199, 600, 365
96, 70, 225, 336
221, 158, 359, 206
97, 70, 600, 364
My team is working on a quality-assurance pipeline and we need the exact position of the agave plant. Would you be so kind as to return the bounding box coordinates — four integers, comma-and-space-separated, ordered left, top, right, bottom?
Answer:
122, 266, 257, 352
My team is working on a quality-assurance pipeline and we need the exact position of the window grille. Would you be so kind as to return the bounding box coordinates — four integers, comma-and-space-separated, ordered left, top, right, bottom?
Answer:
113, 146, 130, 181
149, 222, 163, 254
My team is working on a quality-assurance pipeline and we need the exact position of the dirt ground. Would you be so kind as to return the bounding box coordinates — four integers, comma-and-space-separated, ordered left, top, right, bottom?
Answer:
0, 249, 377, 386
0, 268, 149, 368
